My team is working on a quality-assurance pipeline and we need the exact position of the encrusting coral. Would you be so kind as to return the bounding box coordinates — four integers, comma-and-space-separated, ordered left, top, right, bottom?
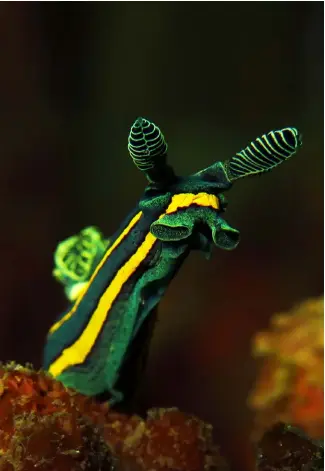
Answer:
0, 362, 113, 471
0, 362, 227, 471
0, 362, 323, 471
249, 296, 324, 442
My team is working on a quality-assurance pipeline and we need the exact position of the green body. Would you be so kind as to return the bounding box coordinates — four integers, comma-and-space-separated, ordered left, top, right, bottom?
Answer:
43, 118, 301, 405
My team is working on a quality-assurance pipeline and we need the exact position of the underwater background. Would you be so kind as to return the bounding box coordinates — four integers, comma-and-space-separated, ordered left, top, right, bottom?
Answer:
0, 1, 323, 464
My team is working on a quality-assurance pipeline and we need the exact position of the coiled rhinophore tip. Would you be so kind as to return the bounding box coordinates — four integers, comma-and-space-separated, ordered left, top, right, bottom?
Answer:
224, 127, 302, 182
128, 117, 174, 185
128, 117, 168, 171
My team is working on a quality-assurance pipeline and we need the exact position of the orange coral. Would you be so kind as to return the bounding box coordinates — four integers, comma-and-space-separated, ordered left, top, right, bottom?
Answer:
0, 363, 227, 471
248, 296, 324, 440
0, 362, 323, 470
0, 362, 113, 471
103, 408, 227, 471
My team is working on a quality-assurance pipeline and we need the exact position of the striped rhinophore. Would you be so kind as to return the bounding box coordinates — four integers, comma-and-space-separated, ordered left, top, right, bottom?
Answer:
226, 127, 302, 181
128, 117, 168, 171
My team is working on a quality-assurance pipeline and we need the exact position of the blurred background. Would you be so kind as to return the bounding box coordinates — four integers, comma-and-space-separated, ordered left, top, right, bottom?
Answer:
0, 1, 323, 467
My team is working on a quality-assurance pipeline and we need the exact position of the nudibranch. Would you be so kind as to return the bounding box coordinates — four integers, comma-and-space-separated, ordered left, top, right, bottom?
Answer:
44, 118, 302, 405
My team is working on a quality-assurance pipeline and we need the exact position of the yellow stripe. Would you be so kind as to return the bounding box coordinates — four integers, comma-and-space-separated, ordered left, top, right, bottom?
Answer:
49, 230, 158, 376
48, 211, 143, 334
166, 192, 219, 213
49, 192, 219, 377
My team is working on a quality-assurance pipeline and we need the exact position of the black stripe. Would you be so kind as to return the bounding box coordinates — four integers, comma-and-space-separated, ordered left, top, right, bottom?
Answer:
45, 208, 160, 365
52, 238, 160, 383
80, 238, 161, 365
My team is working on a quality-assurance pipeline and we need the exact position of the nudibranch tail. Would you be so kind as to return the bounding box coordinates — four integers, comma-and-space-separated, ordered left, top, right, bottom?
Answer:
128, 117, 175, 185
224, 127, 302, 181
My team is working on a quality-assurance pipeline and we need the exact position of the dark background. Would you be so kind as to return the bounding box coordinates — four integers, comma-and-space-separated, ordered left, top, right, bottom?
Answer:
0, 1, 323, 467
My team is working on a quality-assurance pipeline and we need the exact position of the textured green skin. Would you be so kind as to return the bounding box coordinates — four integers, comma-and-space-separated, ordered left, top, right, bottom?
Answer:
43, 163, 240, 404
44, 121, 301, 405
